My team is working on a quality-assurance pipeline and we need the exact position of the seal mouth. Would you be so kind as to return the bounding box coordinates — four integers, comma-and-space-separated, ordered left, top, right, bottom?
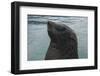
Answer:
48, 21, 59, 43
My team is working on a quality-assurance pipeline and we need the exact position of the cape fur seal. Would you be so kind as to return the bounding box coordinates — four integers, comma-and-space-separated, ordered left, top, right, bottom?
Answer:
45, 20, 78, 60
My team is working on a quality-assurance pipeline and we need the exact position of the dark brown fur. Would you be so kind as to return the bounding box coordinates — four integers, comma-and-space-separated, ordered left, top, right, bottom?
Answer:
45, 21, 78, 60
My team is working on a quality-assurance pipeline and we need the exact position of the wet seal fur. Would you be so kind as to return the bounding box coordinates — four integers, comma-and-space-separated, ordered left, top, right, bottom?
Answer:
45, 20, 78, 60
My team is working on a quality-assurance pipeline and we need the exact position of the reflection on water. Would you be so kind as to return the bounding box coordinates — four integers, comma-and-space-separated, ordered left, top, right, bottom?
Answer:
28, 15, 88, 61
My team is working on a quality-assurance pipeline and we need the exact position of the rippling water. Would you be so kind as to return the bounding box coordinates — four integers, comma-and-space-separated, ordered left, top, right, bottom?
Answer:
27, 15, 88, 61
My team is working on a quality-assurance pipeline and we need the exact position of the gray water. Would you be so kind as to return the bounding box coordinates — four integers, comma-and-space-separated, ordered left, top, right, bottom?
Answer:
28, 15, 88, 61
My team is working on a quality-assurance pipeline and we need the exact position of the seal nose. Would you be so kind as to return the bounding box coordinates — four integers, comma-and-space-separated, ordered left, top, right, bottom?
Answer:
48, 20, 57, 26
48, 21, 54, 31
48, 20, 54, 26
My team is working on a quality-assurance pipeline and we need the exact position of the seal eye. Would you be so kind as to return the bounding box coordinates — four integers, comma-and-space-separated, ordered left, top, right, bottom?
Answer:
56, 27, 66, 31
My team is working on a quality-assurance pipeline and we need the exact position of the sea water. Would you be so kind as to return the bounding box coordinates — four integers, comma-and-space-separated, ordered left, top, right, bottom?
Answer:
28, 15, 88, 61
